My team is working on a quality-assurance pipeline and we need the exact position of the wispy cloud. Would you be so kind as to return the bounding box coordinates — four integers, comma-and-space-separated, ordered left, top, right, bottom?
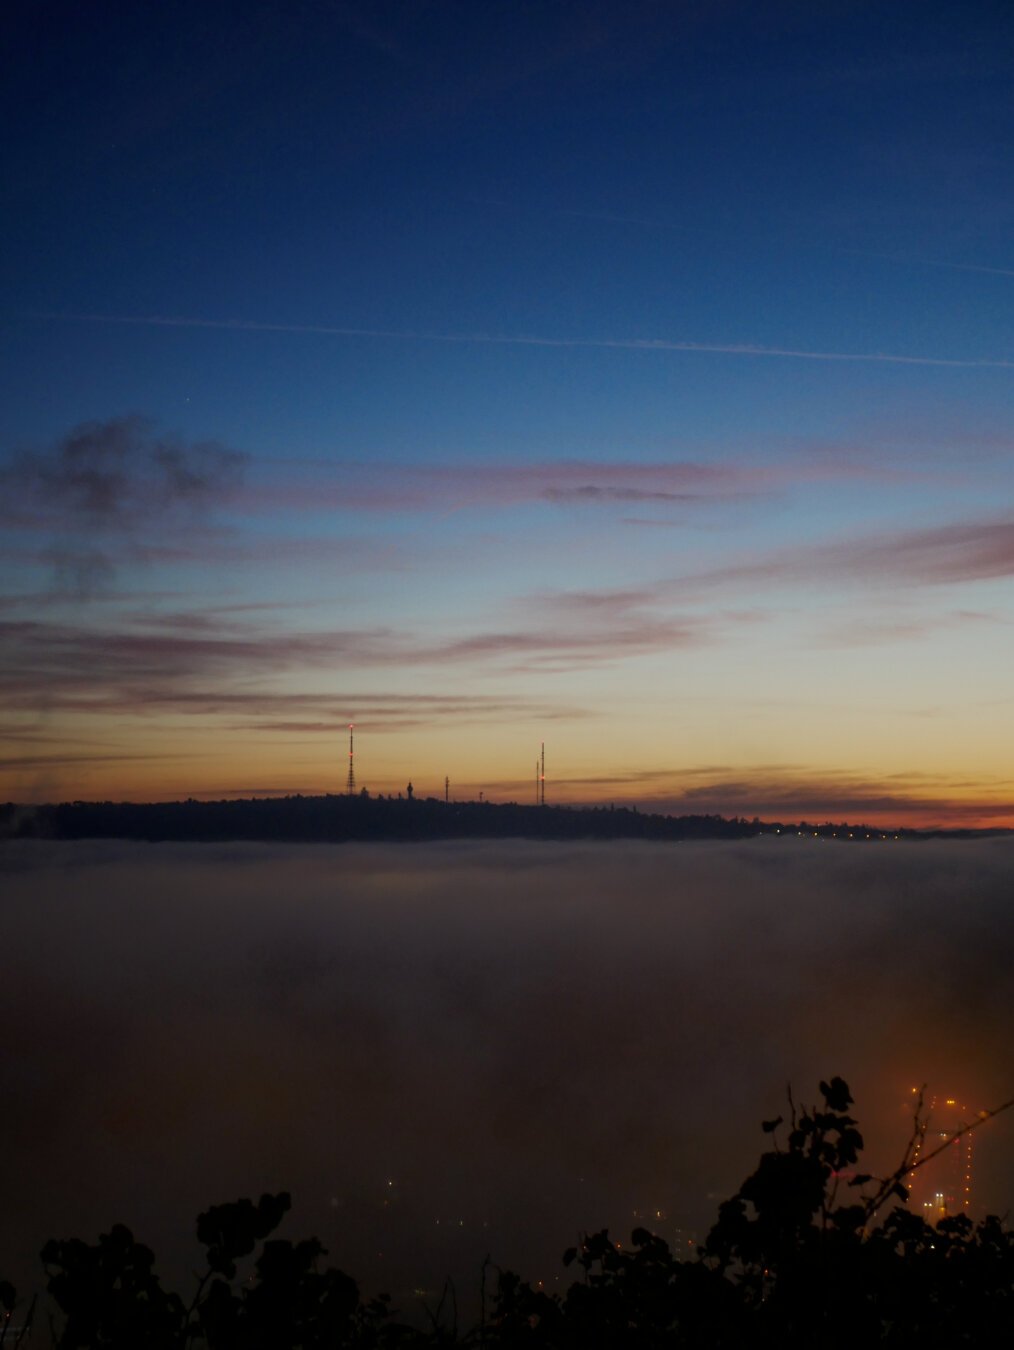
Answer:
0, 618, 398, 709
40, 313, 1014, 370
558, 764, 1014, 828
415, 617, 706, 673
243, 452, 896, 519
242, 458, 775, 516
542, 485, 715, 504
815, 608, 1008, 648
0, 589, 712, 723
680, 517, 1014, 594
0, 688, 586, 767
2, 416, 245, 529
483, 516, 1014, 642
0, 750, 166, 771
1, 416, 247, 596
666, 772, 1014, 829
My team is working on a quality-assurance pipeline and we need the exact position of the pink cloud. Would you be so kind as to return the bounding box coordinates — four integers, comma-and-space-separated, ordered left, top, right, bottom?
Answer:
0, 568, 728, 720
681, 518, 1014, 593
2, 592, 714, 720
239, 458, 770, 515
560, 766, 1014, 829
239, 451, 900, 517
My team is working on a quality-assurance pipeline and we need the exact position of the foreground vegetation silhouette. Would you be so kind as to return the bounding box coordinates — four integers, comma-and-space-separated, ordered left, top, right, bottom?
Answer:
3, 1079, 1012, 1347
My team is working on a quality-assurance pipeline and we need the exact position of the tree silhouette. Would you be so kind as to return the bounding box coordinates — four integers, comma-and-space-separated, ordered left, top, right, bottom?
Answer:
5, 1079, 1013, 1347
33, 1193, 407, 1349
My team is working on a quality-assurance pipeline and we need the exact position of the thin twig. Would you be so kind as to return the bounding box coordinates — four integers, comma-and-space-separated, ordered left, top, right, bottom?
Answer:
420, 1277, 453, 1338
12, 1296, 35, 1350
478, 1255, 490, 1347
183, 1268, 213, 1345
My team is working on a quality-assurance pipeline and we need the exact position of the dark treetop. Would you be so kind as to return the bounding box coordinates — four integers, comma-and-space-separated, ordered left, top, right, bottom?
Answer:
2, 795, 1006, 845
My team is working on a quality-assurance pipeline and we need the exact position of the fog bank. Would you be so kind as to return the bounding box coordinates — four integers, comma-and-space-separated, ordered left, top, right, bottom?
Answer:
2, 838, 1012, 1302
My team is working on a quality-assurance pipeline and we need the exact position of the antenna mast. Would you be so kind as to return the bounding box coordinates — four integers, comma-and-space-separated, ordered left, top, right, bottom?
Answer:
540, 741, 545, 806
346, 723, 356, 795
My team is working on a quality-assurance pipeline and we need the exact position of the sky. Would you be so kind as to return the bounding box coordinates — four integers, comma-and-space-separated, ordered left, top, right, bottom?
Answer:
4, 838, 1014, 1300
3, 0, 1013, 824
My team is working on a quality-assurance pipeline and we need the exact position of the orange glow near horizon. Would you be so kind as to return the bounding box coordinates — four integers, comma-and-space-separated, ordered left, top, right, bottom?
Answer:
5, 731, 1011, 831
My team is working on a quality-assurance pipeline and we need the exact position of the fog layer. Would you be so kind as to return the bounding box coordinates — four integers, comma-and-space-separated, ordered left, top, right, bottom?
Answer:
2, 838, 1012, 1301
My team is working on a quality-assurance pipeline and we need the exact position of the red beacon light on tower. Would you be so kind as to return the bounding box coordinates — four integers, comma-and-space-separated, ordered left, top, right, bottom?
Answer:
346, 722, 357, 796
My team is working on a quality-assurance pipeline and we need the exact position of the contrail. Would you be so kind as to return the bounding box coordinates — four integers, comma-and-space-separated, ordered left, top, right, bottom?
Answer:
838, 248, 1014, 280
35, 312, 1014, 369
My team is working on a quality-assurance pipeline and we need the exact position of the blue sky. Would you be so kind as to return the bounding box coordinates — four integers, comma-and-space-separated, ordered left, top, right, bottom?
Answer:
3, 0, 1013, 820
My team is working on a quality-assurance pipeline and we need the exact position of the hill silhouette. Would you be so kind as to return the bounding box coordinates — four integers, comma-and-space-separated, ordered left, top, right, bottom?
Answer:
1, 794, 1007, 845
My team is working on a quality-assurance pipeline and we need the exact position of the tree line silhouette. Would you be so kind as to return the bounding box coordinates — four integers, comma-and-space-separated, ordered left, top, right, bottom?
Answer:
3, 1078, 1012, 1347
2, 796, 1005, 845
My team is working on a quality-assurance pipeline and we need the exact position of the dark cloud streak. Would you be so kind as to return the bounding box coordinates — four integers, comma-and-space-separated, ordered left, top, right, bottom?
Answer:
0, 587, 714, 723
1, 417, 247, 597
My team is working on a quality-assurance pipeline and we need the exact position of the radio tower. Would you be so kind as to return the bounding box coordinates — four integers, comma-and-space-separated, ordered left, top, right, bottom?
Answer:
346, 723, 356, 796
540, 741, 545, 806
